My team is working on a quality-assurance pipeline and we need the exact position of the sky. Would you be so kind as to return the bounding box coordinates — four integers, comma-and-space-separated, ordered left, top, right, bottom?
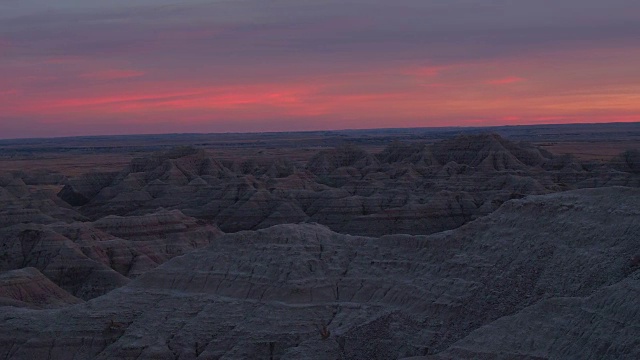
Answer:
1, 0, 639, 138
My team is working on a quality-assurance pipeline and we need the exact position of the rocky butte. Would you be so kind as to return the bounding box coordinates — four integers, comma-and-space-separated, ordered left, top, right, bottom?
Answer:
0, 133, 638, 359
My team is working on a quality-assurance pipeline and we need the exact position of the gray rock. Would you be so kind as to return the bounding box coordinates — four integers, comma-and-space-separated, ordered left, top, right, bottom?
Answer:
0, 187, 637, 359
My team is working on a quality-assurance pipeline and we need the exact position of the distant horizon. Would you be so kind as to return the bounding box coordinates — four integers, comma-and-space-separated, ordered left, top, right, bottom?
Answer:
2, 1, 639, 138
1, 120, 638, 142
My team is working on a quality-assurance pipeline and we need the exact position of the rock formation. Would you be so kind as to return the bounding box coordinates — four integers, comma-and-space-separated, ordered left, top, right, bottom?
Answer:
0, 133, 638, 359
0, 187, 637, 359
0, 209, 222, 300
0, 267, 83, 309
49, 134, 640, 238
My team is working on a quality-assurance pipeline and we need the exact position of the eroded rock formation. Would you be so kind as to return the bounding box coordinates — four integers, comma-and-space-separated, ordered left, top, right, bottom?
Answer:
0, 187, 637, 359
1, 134, 638, 359
50, 134, 640, 237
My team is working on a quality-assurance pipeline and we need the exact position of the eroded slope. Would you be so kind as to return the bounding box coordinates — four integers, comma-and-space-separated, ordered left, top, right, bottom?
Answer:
0, 187, 637, 359
57, 135, 640, 237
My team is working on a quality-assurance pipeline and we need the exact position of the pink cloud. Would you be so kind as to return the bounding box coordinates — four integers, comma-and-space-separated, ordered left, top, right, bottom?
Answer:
43, 56, 85, 65
406, 65, 452, 77
419, 83, 458, 89
8, 83, 322, 117
487, 76, 526, 85
2, 46, 640, 138
0, 89, 19, 96
500, 116, 521, 122
532, 116, 571, 123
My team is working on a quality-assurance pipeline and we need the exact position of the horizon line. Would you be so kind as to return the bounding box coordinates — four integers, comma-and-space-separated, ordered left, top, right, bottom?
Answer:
1, 120, 638, 142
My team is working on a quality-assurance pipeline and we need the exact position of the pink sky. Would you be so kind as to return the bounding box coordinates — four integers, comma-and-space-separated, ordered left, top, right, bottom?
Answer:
1, 1, 639, 138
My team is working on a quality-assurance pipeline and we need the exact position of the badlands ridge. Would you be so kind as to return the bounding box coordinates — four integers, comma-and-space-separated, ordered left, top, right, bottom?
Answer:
0, 134, 638, 359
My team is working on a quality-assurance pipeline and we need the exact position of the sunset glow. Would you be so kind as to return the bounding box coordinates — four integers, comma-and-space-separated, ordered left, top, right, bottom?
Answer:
1, 0, 639, 138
